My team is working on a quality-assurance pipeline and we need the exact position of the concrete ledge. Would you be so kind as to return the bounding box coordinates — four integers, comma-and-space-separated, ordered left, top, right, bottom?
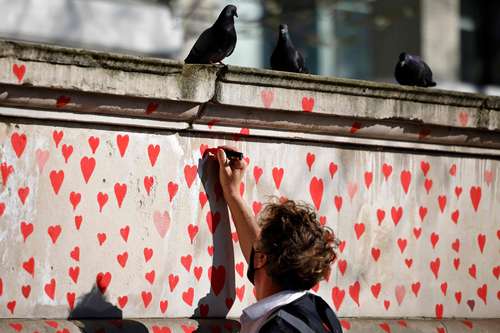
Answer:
1, 318, 499, 332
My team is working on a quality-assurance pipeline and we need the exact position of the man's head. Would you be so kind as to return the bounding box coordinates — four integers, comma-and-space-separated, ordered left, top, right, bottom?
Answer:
252, 198, 338, 292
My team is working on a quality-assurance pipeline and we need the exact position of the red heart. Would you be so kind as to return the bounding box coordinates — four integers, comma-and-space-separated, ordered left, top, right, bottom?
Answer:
440, 282, 447, 296
23, 257, 35, 277
261, 90, 274, 108
199, 144, 209, 157
430, 232, 439, 249
364, 171, 373, 189
437, 195, 447, 213
370, 283, 381, 299
451, 210, 460, 224
208, 265, 226, 295
231, 232, 238, 242
419, 206, 427, 222
376, 209, 385, 225
235, 262, 244, 277
144, 176, 154, 195
455, 186, 462, 198
206, 211, 221, 234
382, 163, 392, 180
236, 285, 245, 301
194, 266, 203, 281
181, 255, 192, 272
371, 247, 381, 261
74, 215, 83, 230
52, 130, 64, 148
329, 162, 338, 179
453, 258, 460, 270
187, 224, 198, 244
470, 186, 482, 212
146, 102, 159, 114
145, 270, 155, 284
493, 266, 500, 279
88, 136, 100, 154
48, 225, 62, 244
69, 192, 81, 211
420, 161, 430, 176
306, 153, 315, 171
404, 258, 413, 268
430, 257, 440, 279
477, 233, 486, 253
13, 64, 26, 82
331, 287, 345, 311
113, 183, 127, 208
400, 170, 411, 194
96, 272, 112, 293
253, 166, 263, 184
449, 164, 457, 176
337, 259, 347, 275
350, 121, 362, 134
455, 291, 462, 304
1, 162, 14, 186
21, 285, 31, 298
148, 144, 160, 167
458, 111, 468, 126
272, 167, 284, 189
44, 278, 56, 300
467, 299, 475, 311
116, 134, 129, 157
9, 323, 23, 332
68, 266, 79, 283
338, 240, 346, 253
61, 144, 73, 163
118, 296, 128, 309
462, 320, 473, 329
413, 227, 422, 239
411, 282, 420, 297
97, 233, 107, 246
348, 281, 360, 306
340, 320, 351, 330
141, 291, 152, 308
7, 300, 16, 314
20, 221, 34, 242
117, 252, 128, 268
354, 223, 365, 239
379, 323, 391, 333
424, 178, 433, 194
252, 201, 263, 216
56, 95, 71, 108
451, 239, 460, 253
168, 274, 179, 292
97, 192, 109, 212
49, 170, 64, 195
168, 181, 178, 202
333, 196, 342, 212
153, 325, 171, 333
207, 119, 219, 129
159, 300, 168, 314
70, 246, 80, 261
182, 287, 194, 306
391, 206, 403, 226
397, 238, 407, 253
66, 292, 76, 310
143, 247, 153, 262
309, 177, 323, 210
435, 304, 444, 319
198, 192, 208, 208
301, 96, 314, 112
181, 324, 196, 333
184, 164, 198, 188
18, 186, 30, 204
80, 156, 96, 184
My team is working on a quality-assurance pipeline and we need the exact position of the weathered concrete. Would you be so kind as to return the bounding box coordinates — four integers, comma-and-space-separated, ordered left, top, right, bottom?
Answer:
0, 40, 498, 332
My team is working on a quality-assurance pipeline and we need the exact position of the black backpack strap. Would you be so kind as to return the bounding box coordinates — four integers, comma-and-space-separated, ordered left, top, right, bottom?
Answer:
311, 295, 343, 333
261, 309, 315, 333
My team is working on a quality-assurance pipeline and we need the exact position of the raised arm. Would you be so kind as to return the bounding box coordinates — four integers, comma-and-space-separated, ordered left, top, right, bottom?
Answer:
216, 148, 260, 264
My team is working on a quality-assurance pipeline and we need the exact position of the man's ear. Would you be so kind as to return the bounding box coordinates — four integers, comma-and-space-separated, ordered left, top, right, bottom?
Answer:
253, 252, 267, 269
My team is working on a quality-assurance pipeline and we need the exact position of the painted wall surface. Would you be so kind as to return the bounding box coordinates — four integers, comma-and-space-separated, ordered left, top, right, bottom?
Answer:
0, 115, 498, 320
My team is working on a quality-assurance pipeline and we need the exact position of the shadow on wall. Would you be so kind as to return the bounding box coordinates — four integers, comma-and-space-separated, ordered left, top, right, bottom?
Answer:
68, 284, 149, 333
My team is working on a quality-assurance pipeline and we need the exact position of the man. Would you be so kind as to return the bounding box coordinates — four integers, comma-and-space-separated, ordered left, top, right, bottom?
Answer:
216, 148, 343, 333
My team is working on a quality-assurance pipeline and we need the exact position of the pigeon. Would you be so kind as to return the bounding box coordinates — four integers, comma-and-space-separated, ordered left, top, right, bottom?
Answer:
271, 24, 308, 74
184, 5, 238, 64
394, 52, 436, 87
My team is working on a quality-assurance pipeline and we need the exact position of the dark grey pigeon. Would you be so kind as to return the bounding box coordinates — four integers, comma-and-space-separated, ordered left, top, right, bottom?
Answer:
184, 5, 238, 64
271, 24, 308, 74
395, 52, 436, 87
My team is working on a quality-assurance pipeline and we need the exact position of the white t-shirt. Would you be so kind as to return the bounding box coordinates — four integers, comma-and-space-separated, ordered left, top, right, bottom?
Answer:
239, 290, 308, 333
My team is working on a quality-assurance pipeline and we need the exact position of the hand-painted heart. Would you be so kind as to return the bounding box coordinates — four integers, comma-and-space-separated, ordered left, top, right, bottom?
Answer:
153, 210, 170, 238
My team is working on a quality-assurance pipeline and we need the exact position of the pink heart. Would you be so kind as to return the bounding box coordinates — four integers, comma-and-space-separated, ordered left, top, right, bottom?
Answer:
35, 149, 49, 173
153, 210, 170, 238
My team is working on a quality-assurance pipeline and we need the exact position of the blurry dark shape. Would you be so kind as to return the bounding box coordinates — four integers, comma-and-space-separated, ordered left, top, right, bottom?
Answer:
394, 52, 436, 87
68, 284, 148, 333
184, 4, 238, 64
270, 24, 309, 74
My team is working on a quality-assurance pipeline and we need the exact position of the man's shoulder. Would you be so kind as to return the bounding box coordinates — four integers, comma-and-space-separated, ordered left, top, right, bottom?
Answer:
259, 293, 343, 333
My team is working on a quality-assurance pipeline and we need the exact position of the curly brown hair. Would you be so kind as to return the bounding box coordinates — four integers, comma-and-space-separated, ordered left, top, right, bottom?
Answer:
256, 198, 338, 291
